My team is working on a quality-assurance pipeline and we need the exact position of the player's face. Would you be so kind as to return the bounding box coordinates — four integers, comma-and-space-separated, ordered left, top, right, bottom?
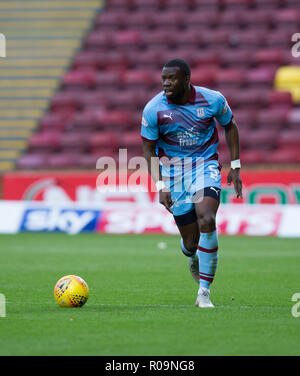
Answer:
161, 67, 189, 100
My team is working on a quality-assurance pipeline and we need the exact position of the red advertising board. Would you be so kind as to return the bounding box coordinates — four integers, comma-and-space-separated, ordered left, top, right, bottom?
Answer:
2, 170, 300, 205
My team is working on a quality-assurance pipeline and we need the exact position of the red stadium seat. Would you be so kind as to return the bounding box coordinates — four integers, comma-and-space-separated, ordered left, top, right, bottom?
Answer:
77, 154, 102, 168
245, 68, 276, 87
96, 10, 126, 29
273, 9, 300, 28
132, 0, 168, 10
122, 70, 155, 87
201, 30, 230, 48
254, 49, 285, 67
287, 109, 300, 129
93, 109, 133, 129
265, 29, 295, 48
266, 147, 300, 164
215, 69, 245, 88
256, 108, 289, 129
140, 30, 175, 48
243, 129, 278, 150
229, 29, 267, 48
241, 9, 273, 29
17, 153, 49, 169
28, 131, 62, 152
151, 11, 185, 30
278, 130, 300, 149
62, 70, 97, 89
48, 152, 81, 168
113, 31, 142, 48
58, 132, 90, 152
84, 31, 113, 49
221, 0, 254, 9
220, 50, 253, 68
184, 11, 220, 28
191, 68, 217, 87
120, 131, 141, 148
50, 92, 80, 113
90, 131, 120, 150
72, 51, 101, 70
125, 11, 155, 29
173, 29, 204, 48
268, 90, 293, 109
194, 51, 220, 67
231, 109, 257, 128
95, 70, 123, 88
39, 113, 69, 132
240, 149, 268, 164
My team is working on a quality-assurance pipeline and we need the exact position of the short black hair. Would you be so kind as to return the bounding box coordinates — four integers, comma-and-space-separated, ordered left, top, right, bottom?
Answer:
163, 59, 191, 78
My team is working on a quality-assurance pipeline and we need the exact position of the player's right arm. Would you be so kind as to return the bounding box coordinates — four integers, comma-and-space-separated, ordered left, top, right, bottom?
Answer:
142, 139, 174, 214
141, 106, 174, 213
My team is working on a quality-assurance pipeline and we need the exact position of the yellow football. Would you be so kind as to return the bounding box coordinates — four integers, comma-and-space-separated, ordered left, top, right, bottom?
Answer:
54, 275, 89, 308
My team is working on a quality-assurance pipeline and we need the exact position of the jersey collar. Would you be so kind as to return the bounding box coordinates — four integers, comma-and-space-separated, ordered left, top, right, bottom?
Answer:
166, 84, 196, 105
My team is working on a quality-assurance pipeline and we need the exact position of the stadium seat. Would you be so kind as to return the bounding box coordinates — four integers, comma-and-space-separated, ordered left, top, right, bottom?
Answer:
184, 11, 220, 28
267, 147, 300, 164
96, 10, 126, 29
221, 0, 254, 10
39, 113, 69, 132
274, 66, 300, 103
28, 131, 62, 152
122, 70, 155, 88
125, 11, 155, 29
287, 108, 300, 128
240, 149, 268, 164
229, 30, 267, 48
16, 153, 49, 169
77, 153, 101, 168
140, 30, 176, 48
62, 70, 97, 89
85, 31, 113, 48
73, 51, 101, 70
254, 49, 285, 67
50, 92, 80, 113
58, 132, 90, 152
95, 70, 124, 88
256, 108, 289, 129
113, 31, 143, 49
268, 90, 293, 109
278, 130, 300, 149
273, 9, 300, 28
245, 68, 276, 87
215, 69, 245, 88
231, 109, 257, 128
242, 129, 278, 150
48, 152, 81, 168
220, 50, 253, 68
191, 68, 217, 87
89, 131, 120, 150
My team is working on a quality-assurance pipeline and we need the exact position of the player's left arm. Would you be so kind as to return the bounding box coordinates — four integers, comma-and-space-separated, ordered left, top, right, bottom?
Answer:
224, 117, 243, 199
214, 91, 243, 199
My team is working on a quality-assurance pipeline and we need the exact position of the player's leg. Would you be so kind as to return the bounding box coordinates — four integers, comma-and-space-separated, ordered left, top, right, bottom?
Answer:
194, 195, 220, 308
193, 160, 222, 307
174, 212, 200, 283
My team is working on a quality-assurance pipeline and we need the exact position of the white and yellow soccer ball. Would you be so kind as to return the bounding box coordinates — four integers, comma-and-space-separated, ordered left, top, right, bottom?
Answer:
54, 275, 89, 308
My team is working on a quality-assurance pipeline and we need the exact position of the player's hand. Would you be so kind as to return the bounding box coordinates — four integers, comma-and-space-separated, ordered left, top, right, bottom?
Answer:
227, 169, 243, 199
159, 189, 174, 214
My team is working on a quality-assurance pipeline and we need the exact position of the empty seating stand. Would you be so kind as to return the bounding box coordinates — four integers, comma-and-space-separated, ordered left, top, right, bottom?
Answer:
15, 0, 300, 169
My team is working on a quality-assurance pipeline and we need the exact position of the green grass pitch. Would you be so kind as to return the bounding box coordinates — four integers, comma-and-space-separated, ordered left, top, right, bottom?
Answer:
0, 232, 299, 356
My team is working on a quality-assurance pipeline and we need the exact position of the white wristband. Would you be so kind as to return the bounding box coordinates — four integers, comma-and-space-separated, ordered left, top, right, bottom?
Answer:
231, 159, 241, 169
155, 180, 166, 191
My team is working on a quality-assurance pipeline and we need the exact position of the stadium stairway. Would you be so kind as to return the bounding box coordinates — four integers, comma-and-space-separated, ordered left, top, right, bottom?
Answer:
0, 0, 105, 172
